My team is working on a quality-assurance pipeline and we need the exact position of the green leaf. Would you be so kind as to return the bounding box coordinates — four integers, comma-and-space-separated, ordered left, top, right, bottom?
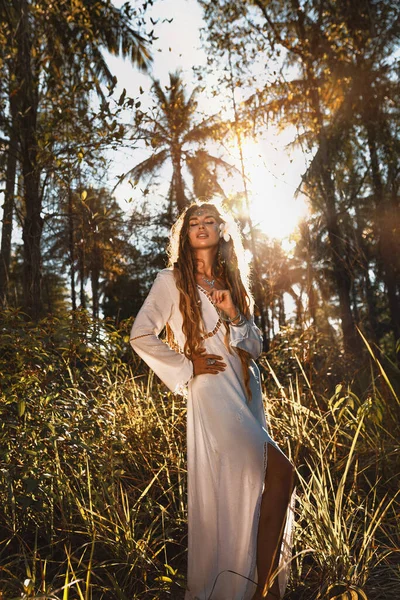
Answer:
17, 399, 26, 417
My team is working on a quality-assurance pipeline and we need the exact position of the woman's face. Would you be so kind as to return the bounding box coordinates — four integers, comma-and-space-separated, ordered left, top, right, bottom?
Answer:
187, 209, 220, 250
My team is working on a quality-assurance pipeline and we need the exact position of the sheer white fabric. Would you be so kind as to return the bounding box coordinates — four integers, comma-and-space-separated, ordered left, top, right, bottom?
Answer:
130, 269, 295, 600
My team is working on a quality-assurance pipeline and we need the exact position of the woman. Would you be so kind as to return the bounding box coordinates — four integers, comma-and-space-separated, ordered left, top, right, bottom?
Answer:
130, 202, 295, 600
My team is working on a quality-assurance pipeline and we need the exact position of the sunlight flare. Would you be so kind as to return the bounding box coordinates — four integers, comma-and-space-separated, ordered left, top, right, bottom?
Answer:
231, 138, 309, 240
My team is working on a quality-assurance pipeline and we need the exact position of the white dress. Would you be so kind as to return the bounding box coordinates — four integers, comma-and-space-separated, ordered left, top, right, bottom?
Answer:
130, 269, 294, 600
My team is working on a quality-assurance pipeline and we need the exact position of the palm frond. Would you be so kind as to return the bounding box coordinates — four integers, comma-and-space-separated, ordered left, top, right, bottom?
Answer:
151, 79, 169, 114
87, 46, 114, 85
127, 148, 169, 182
183, 118, 227, 145
120, 28, 151, 72
95, 1, 152, 72
168, 72, 186, 105
185, 85, 201, 110
186, 150, 228, 199
189, 150, 237, 175
133, 125, 170, 147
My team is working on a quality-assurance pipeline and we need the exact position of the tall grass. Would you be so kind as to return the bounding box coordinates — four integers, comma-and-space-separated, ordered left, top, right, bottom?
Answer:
260, 350, 400, 600
0, 310, 399, 599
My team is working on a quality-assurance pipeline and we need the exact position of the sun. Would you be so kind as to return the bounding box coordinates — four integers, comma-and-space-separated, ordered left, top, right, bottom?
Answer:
228, 137, 309, 241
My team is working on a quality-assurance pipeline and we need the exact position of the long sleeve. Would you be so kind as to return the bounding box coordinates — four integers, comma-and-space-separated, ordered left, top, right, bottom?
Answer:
130, 270, 193, 394
229, 315, 263, 360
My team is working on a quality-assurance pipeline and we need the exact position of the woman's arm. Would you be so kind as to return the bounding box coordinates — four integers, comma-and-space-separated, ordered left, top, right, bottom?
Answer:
130, 270, 193, 394
208, 288, 263, 360
229, 315, 263, 360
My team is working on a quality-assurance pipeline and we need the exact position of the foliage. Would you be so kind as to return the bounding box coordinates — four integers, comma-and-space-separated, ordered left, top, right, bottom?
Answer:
0, 0, 153, 317
198, 0, 400, 356
45, 186, 130, 318
0, 312, 399, 599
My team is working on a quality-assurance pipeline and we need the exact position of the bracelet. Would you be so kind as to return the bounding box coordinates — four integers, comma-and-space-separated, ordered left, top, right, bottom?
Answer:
219, 310, 241, 323
230, 315, 246, 327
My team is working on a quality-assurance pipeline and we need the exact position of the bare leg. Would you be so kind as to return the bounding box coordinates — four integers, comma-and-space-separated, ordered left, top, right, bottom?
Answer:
251, 444, 294, 600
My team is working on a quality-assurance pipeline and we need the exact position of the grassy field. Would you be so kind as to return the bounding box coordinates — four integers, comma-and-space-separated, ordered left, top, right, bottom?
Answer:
0, 310, 399, 600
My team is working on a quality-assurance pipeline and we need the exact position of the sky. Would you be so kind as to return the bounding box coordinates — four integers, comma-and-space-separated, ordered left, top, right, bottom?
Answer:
107, 0, 310, 244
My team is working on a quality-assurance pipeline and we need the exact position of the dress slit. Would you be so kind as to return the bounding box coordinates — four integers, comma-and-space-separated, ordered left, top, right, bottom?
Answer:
246, 440, 296, 600
243, 440, 269, 600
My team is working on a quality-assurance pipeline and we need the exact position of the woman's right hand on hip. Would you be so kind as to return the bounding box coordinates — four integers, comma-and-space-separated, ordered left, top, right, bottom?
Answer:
192, 348, 226, 376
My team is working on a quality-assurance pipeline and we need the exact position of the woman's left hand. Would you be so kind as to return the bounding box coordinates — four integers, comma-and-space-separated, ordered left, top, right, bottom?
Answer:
209, 289, 238, 320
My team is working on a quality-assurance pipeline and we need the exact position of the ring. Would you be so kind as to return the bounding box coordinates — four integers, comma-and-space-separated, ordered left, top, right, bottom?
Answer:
206, 358, 216, 366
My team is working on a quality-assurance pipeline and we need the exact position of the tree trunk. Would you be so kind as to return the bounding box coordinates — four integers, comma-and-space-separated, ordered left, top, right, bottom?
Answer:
22, 173, 43, 319
307, 280, 317, 328
79, 245, 86, 309
16, 0, 43, 319
354, 202, 379, 343
77, 178, 86, 309
68, 186, 76, 311
78, 219, 86, 309
286, 286, 303, 327
173, 152, 188, 214
323, 171, 359, 354
278, 292, 286, 328
90, 239, 101, 320
384, 192, 400, 345
365, 268, 379, 343
254, 278, 268, 350
291, 0, 360, 355
0, 94, 18, 307
264, 301, 271, 350
91, 263, 100, 320
365, 117, 400, 343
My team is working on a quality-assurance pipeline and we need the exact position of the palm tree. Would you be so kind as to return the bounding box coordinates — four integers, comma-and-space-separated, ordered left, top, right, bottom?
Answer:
128, 72, 234, 219
45, 186, 127, 319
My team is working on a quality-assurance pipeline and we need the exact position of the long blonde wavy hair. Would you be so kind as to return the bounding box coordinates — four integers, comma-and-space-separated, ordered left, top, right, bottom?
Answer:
167, 201, 255, 400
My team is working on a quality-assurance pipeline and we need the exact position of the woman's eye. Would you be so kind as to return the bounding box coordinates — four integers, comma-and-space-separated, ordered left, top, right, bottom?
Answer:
189, 222, 198, 227
205, 220, 215, 225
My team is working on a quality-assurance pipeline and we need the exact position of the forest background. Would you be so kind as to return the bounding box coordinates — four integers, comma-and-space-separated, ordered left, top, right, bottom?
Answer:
0, 1, 399, 599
